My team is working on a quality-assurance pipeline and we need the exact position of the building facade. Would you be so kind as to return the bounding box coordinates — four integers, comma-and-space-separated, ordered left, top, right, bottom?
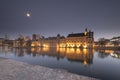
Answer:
13, 28, 94, 48
94, 36, 120, 49
59, 28, 94, 48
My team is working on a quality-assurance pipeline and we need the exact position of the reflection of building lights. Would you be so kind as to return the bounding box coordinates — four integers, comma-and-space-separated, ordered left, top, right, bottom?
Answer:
110, 53, 114, 57
105, 50, 113, 53
5, 46, 9, 53
111, 52, 119, 58
93, 43, 95, 48
43, 47, 49, 51
70, 48, 75, 52
57, 45, 59, 48
36, 48, 41, 53
56, 47, 59, 51
83, 60, 88, 66
76, 48, 81, 54
66, 48, 75, 53
83, 49, 87, 55
59, 48, 66, 53
115, 54, 118, 58
31, 48, 35, 52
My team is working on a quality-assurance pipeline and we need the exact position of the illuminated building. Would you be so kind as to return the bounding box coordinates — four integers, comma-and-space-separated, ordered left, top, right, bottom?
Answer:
38, 28, 94, 48
94, 36, 120, 48
65, 28, 94, 48
13, 28, 94, 48
111, 36, 120, 42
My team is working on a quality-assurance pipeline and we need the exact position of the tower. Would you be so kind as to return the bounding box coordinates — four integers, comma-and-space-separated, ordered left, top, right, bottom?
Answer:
84, 28, 88, 36
88, 30, 94, 38
85, 28, 88, 32
32, 34, 37, 41
5, 34, 9, 40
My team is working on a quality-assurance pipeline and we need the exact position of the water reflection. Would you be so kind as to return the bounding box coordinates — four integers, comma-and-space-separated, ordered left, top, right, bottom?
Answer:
96, 49, 120, 59
110, 51, 120, 59
0, 46, 120, 80
1, 46, 120, 60
1, 47, 94, 65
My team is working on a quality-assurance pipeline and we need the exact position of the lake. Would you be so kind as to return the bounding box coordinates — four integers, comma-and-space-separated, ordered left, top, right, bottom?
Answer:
0, 46, 120, 80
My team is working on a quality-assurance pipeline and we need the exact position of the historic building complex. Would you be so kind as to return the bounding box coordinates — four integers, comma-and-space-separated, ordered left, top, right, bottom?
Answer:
61, 28, 94, 48
12, 28, 94, 48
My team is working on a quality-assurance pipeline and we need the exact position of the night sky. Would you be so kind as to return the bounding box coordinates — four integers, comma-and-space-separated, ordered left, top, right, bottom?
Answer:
0, 0, 120, 40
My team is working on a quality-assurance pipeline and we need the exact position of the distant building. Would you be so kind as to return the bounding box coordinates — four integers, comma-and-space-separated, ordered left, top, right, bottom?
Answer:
0, 37, 13, 46
95, 36, 120, 48
0, 38, 4, 46
110, 36, 120, 47
13, 40, 19, 47
4, 40, 13, 46
32, 34, 37, 41
110, 36, 120, 42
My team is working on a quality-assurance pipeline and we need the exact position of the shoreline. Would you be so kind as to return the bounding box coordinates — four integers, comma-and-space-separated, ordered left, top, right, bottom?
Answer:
0, 57, 98, 80
94, 46, 120, 50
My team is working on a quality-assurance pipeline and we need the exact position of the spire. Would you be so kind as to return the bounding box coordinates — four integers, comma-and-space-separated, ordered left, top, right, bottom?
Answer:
84, 28, 88, 36
89, 30, 91, 32
85, 28, 88, 32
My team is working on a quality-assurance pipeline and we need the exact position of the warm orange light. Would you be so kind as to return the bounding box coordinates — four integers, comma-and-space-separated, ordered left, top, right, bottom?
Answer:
83, 45, 87, 48
66, 43, 70, 47
71, 44, 75, 48
76, 44, 80, 48
57, 44, 59, 48
83, 60, 88, 66
66, 48, 75, 54
60, 43, 66, 48
59, 48, 66, 53
105, 50, 113, 54
37, 43, 41, 46
76, 48, 81, 54
43, 44, 49, 47
43, 47, 49, 51
84, 32, 87, 35
23, 43, 26, 47
31, 48, 35, 52
59, 44, 62, 47
31, 43, 35, 47
83, 49, 87, 54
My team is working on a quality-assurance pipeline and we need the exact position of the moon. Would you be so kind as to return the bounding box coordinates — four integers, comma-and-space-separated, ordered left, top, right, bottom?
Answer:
26, 12, 31, 17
